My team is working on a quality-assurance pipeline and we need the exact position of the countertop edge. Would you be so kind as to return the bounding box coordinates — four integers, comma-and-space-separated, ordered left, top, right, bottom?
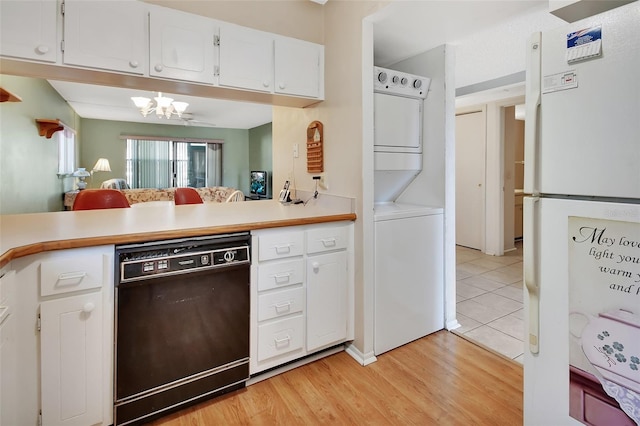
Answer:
0, 213, 357, 268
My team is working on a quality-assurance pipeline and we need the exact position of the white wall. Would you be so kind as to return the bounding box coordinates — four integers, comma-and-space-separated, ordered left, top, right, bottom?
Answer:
272, 1, 387, 362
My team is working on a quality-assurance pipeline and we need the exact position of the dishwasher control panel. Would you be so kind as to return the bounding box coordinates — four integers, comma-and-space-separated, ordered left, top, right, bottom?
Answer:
116, 233, 250, 283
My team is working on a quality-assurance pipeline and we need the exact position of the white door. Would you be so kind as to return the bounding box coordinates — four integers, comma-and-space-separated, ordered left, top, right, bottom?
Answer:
218, 24, 273, 93
455, 111, 486, 250
274, 37, 322, 98
0, 0, 57, 63
41, 292, 103, 426
149, 7, 215, 84
63, 0, 147, 74
306, 251, 347, 351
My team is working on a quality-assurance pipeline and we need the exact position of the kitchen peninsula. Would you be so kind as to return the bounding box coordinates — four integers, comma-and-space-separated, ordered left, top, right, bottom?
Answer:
0, 198, 356, 426
0, 198, 355, 266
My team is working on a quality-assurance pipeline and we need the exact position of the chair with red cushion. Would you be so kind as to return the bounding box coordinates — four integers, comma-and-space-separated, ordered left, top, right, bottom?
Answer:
72, 189, 131, 210
174, 187, 203, 205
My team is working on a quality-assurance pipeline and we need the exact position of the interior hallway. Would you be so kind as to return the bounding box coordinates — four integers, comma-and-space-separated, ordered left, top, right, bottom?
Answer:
454, 242, 525, 363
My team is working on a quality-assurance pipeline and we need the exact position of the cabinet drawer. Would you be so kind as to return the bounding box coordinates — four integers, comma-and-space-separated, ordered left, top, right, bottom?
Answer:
40, 255, 104, 297
256, 259, 304, 292
258, 287, 304, 322
257, 231, 304, 261
306, 225, 349, 254
257, 315, 304, 362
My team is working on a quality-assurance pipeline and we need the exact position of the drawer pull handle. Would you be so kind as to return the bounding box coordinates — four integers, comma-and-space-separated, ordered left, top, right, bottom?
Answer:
273, 272, 291, 283
274, 301, 292, 313
321, 238, 337, 247
275, 245, 291, 254
57, 271, 87, 282
274, 335, 291, 346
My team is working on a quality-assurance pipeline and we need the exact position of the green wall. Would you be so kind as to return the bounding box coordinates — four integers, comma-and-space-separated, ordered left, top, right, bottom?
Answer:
80, 119, 251, 193
0, 74, 272, 214
0, 75, 78, 214
248, 122, 273, 198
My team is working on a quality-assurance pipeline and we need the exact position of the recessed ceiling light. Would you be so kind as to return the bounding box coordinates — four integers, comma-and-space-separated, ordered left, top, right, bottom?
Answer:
310, 0, 328, 4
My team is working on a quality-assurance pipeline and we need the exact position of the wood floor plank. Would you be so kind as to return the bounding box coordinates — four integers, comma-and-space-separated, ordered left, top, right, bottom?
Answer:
148, 331, 523, 425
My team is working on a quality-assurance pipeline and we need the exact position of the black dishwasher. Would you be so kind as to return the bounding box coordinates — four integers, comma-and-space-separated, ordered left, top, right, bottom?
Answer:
114, 233, 250, 425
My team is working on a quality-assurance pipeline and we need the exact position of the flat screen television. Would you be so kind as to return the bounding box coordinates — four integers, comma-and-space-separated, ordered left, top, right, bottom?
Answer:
250, 171, 268, 198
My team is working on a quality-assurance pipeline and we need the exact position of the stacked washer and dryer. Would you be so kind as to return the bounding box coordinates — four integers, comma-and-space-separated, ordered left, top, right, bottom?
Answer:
373, 66, 444, 355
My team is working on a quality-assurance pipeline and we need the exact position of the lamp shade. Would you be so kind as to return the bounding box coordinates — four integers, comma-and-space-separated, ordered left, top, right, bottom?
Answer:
72, 168, 90, 178
92, 158, 111, 172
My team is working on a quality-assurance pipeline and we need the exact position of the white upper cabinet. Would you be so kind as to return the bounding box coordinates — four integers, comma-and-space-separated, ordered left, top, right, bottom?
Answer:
0, 0, 58, 63
217, 24, 273, 93
149, 6, 216, 84
63, 0, 147, 74
274, 37, 323, 99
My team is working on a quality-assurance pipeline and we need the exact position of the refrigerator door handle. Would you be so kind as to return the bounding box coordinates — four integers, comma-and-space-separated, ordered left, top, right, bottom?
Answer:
524, 32, 541, 196
524, 196, 540, 354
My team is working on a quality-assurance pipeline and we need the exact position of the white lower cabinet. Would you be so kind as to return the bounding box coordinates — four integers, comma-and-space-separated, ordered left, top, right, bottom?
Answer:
251, 222, 353, 375
41, 292, 103, 426
4, 245, 114, 426
306, 251, 347, 352
0, 270, 17, 426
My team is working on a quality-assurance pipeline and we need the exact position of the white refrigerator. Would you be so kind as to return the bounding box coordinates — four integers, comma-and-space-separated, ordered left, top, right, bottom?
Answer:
523, 2, 640, 425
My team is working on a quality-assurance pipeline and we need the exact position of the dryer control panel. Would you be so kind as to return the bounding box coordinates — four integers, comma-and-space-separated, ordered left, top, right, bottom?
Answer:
374, 66, 430, 99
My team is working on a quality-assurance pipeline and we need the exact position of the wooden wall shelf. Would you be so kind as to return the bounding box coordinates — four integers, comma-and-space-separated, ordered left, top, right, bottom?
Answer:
36, 119, 64, 139
306, 120, 324, 173
0, 87, 22, 102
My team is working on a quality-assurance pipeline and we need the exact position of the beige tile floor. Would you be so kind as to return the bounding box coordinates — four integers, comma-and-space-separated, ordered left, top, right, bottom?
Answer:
453, 242, 525, 363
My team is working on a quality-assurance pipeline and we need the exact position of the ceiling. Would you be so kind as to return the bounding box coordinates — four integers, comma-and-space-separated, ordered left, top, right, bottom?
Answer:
48, 80, 273, 129
48, 1, 546, 127
372, 1, 545, 67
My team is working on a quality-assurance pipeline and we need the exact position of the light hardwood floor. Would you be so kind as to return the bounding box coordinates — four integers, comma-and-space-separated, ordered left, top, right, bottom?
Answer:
148, 331, 523, 425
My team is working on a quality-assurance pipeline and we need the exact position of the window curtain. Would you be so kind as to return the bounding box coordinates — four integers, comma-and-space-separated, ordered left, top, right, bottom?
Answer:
126, 139, 170, 188
125, 138, 222, 189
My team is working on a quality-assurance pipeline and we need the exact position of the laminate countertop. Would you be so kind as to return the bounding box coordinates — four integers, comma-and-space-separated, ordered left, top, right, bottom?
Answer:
0, 198, 356, 268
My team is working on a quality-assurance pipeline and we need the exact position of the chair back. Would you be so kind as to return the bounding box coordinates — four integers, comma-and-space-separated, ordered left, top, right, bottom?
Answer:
72, 189, 131, 210
226, 190, 245, 202
174, 187, 203, 205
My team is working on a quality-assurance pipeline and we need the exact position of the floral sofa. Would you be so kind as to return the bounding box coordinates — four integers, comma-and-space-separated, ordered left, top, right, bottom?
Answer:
64, 187, 241, 209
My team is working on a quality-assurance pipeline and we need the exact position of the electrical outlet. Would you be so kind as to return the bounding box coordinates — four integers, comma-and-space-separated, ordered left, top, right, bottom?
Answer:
319, 175, 328, 190
293, 143, 299, 158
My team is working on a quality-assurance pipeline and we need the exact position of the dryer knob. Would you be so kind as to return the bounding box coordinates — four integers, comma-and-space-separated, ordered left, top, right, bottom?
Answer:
413, 79, 423, 89
400, 77, 408, 85
392, 75, 400, 84
377, 72, 387, 84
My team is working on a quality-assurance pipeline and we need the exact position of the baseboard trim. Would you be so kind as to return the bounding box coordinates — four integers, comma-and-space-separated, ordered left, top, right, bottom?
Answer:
247, 345, 344, 386
344, 342, 377, 366
446, 319, 461, 331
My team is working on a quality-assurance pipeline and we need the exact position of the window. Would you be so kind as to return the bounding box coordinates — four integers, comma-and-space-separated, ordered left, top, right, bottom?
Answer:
125, 137, 222, 189
57, 126, 76, 175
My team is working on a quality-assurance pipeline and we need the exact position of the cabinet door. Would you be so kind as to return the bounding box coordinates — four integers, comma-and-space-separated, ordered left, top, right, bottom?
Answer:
218, 24, 273, 93
63, 0, 147, 74
0, 0, 58, 63
274, 37, 322, 98
149, 6, 215, 84
0, 271, 17, 426
306, 251, 347, 351
41, 292, 103, 426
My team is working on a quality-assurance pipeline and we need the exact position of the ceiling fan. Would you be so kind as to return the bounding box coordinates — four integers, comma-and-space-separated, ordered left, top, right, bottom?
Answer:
176, 113, 216, 127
